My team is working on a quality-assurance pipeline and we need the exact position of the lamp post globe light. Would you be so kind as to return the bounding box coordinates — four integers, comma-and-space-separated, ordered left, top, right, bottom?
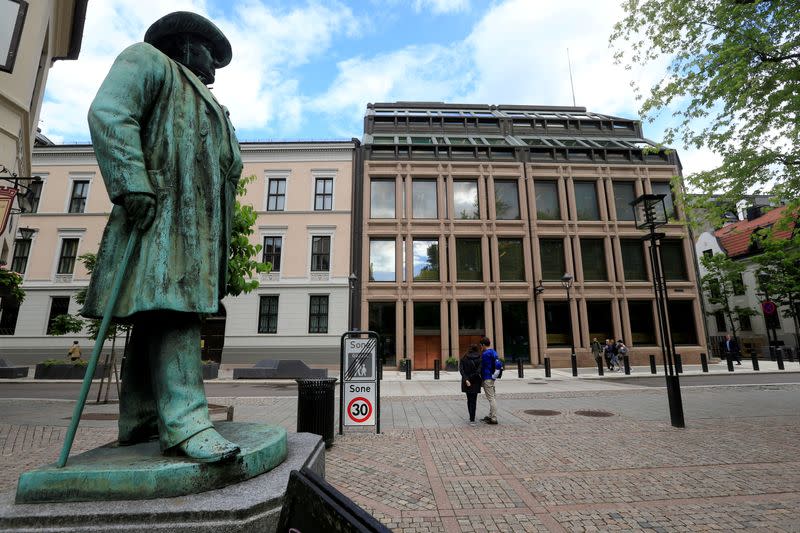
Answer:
560, 273, 577, 377
631, 193, 685, 428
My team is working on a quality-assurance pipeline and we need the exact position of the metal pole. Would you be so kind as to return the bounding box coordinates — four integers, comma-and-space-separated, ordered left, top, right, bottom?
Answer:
544, 357, 551, 378
566, 284, 577, 376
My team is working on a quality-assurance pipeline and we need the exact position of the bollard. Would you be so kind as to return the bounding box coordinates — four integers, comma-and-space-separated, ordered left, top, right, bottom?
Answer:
726, 355, 734, 372
517, 359, 524, 378
544, 357, 551, 378
378, 359, 383, 381
777, 349, 785, 370
571, 353, 578, 377
405, 359, 412, 380
750, 350, 759, 371
675, 353, 683, 374
623, 355, 631, 375
649, 354, 656, 374
596, 359, 604, 376
700, 353, 708, 373
434, 359, 440, 380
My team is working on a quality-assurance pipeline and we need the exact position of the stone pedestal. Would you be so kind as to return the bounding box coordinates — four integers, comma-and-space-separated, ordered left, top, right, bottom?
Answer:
0, 432, 324, 532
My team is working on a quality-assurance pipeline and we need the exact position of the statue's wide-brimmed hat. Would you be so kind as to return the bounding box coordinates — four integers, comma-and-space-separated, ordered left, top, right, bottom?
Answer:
144, 11, 232, 68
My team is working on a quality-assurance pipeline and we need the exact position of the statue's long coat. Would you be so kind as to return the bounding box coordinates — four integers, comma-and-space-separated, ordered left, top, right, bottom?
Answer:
82, 42, 242, 319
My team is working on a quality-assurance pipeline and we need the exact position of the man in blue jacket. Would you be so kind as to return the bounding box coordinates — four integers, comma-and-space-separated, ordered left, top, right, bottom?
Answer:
480, 337, 502, 425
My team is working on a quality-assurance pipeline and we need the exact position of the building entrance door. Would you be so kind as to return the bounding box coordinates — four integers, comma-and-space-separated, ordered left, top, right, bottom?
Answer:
413, 302, 440, 370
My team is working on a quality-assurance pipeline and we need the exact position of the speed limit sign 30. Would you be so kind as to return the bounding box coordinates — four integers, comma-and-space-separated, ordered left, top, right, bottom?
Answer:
344, 384, 375, 426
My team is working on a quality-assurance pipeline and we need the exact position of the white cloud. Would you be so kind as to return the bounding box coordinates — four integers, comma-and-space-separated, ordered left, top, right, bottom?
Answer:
678, 148, 723, 180
413, 0, 469, 14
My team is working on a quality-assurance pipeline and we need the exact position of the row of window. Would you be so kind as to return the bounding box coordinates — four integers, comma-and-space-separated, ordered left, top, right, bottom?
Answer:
368, 236, 688, 283
369, 178, 676, 222
257, 295, 329, 334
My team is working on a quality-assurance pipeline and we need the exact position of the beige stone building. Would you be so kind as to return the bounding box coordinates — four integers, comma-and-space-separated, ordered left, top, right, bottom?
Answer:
1, 141, 356, 365
354, 103, 707, 369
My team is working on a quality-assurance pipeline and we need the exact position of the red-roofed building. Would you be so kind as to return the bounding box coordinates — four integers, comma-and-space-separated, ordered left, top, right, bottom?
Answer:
714, 206, 796, 259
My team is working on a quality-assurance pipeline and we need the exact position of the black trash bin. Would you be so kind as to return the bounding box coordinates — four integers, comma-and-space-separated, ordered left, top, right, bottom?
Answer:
296, 378, 337, 448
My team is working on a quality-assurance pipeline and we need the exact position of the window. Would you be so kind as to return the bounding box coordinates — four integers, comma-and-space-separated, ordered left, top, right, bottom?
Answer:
369, 302, 396, 365
702, 249, 713, 259
660, 240, 687, 280
369, 239, 395, 281
733, 273, 745, 295
668, 301, 697, 344
314, 178, 333, 210
714, 310, 727, 332
309, 295, 329, 333
453, 180, 479, 219
57, 238, 79, 274
738, 312, 752, 331
46, 297, 71, 335
621, 239, 647, 281
613, 181, 636, 221
311, 236, 330, 272
628, 300, 656, 344
10, 238, 31, 274
262, 236, 282, 272
574, 181, 600, 220
413, 239, 439, 281
539, 239, 565, 280
498, 239, 525, 281
456, 238, 482, 281
28, 179, 42, 213
544, 302, 570, 346
494, 180, 520, 220
412, 180, 437, 218
535, 181, 560, 220
370, 179, 395, 218
587, 301, 614, 342
258, 295, 279, 333
651, 182, 676, 219
581, 239, 607, 281
501, 302, 530, 363
68, 180, 89, 213
267, 178, 286, 211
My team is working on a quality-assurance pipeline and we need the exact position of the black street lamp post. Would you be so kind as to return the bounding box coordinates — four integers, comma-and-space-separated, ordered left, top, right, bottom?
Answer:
561, 273, 577, 377
348, 272, 358, 331
632, 193, 685, 428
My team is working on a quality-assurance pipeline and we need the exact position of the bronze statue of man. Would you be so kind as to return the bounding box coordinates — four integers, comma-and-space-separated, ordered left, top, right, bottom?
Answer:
82, 12, 242, 463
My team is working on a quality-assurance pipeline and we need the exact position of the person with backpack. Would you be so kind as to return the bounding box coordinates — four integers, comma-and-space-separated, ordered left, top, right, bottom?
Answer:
479, 337, 503, 425
616, 340, 629, 371
459, 344, 483, 425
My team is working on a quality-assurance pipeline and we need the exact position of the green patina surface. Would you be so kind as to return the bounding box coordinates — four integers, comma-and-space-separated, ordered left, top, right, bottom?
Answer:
16, 422, 287, 504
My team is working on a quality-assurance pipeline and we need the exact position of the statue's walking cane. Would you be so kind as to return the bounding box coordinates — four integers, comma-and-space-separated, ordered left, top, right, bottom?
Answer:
57, 228, 140, 468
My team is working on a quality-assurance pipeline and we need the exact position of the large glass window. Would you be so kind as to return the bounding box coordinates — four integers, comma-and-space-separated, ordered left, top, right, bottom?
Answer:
68, 180, 89, 213
453, 180, 479, 219
539, 238, 565, 280
544, 302, 570, 346
314, 177, 333, 211
574, 181, 600, 220
369, 302, 396, 365
501, 301, 530, 363
494, 180, 520, 220
267, 178, 286, 211
369, 239, 395, 282
11, 238, 31, 274
370, 179, 395, 218
668, 300, 697, 344
262, 236, 282, 272
535, 181, 560, 220
621, 239, 647, 281
413, 239, 439, 281
258, 295, 279, 334
46, 297, 71, 335
412, 180, 437, 218
456, 238, 482, 281
57, 238, 79, 274
651, 181, 676, 220
498, 239, 525, 281
587, 301, 614, 342
660, 240, 687, 280
308, 295, 329, 333
457, 301, 485, 355
628, 300, 656, 345
311, 236, 330, 272
580, 239, 607, 281
613, 181, 636, 221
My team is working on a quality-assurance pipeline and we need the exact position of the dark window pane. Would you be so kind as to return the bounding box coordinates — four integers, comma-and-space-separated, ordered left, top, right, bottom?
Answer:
369, 239, 395, 281
369, 302, 396, 365
314, 177, 333, 211
651, 182, 676, 219
412, 180, 437, 218
544, 302, 570, 346
738, 312, 752, 331
613, 181, 636, 221
413, 240, 439, 281
539, 239, 565, 280
574, 181, 600, 220
580, 239, 607, 281
262, 236, 282, 272
733, 273, 745, 295
456, 238, 482, 281
587, 301, 614, 342
371, 179, 395, 218
714, 310, 726, 332
501, 301, 530, 363
535, 181, 560, 220
258, 295, 279, 333
498, 239, 525, 281
47, 297, 71, 335
309, 295, 329, 333
621, 239, 647, 281
267, 178, 286, 211
57, 239, 79, 274
28, 180, 42, 213
494, 180, 520, 220
660, 240, 687, 280
311, 236, 330, 272
0, 300, 20, 335
68, 181, 89, 213
628, 300, 656, 345
668, 300, 697, 344
453, 181, 479, 219
11, 239, 31, 274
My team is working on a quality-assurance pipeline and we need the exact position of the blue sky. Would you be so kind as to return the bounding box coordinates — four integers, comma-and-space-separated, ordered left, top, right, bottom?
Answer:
41, 0, 719, 175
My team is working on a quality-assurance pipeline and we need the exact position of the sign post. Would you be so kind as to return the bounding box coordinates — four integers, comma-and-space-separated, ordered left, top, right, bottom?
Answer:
339, 330, 380, 435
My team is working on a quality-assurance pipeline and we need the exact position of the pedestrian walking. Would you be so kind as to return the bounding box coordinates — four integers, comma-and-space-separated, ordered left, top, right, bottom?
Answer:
67, 341, 82, 362
480, 337, 503, 425
459, 344, 483, 425
616, 340, 628, 371
724, 334, 742, 365
604, 339, 616, 371
591, 338, 603, 369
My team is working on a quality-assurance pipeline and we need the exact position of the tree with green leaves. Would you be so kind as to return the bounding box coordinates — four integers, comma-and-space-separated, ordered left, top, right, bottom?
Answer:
752, 232, 800, 349
699, 252, 757, 341
611, 0, 800, 226
226, 174, 271, 296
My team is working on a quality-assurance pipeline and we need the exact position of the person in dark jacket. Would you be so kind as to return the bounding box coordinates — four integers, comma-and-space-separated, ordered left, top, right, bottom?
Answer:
459, 344, 483, 425
724, 334, 742, 365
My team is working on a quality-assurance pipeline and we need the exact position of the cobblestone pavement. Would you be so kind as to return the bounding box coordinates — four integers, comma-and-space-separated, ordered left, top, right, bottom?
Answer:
1, 385, 799, 532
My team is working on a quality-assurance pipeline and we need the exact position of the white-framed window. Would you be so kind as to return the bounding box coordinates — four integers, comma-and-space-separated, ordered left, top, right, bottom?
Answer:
65, 173, 93, 214
265, 171, 290, 211
52, 229, 85, 282
307, 225, 335, 280
311, 170, 337, 211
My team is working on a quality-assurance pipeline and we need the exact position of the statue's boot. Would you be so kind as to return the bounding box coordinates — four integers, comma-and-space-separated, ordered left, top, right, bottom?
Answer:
176, 427, 240, 463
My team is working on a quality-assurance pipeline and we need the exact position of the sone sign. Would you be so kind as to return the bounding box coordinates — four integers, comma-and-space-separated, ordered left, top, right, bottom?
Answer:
341, 333, 379, 429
